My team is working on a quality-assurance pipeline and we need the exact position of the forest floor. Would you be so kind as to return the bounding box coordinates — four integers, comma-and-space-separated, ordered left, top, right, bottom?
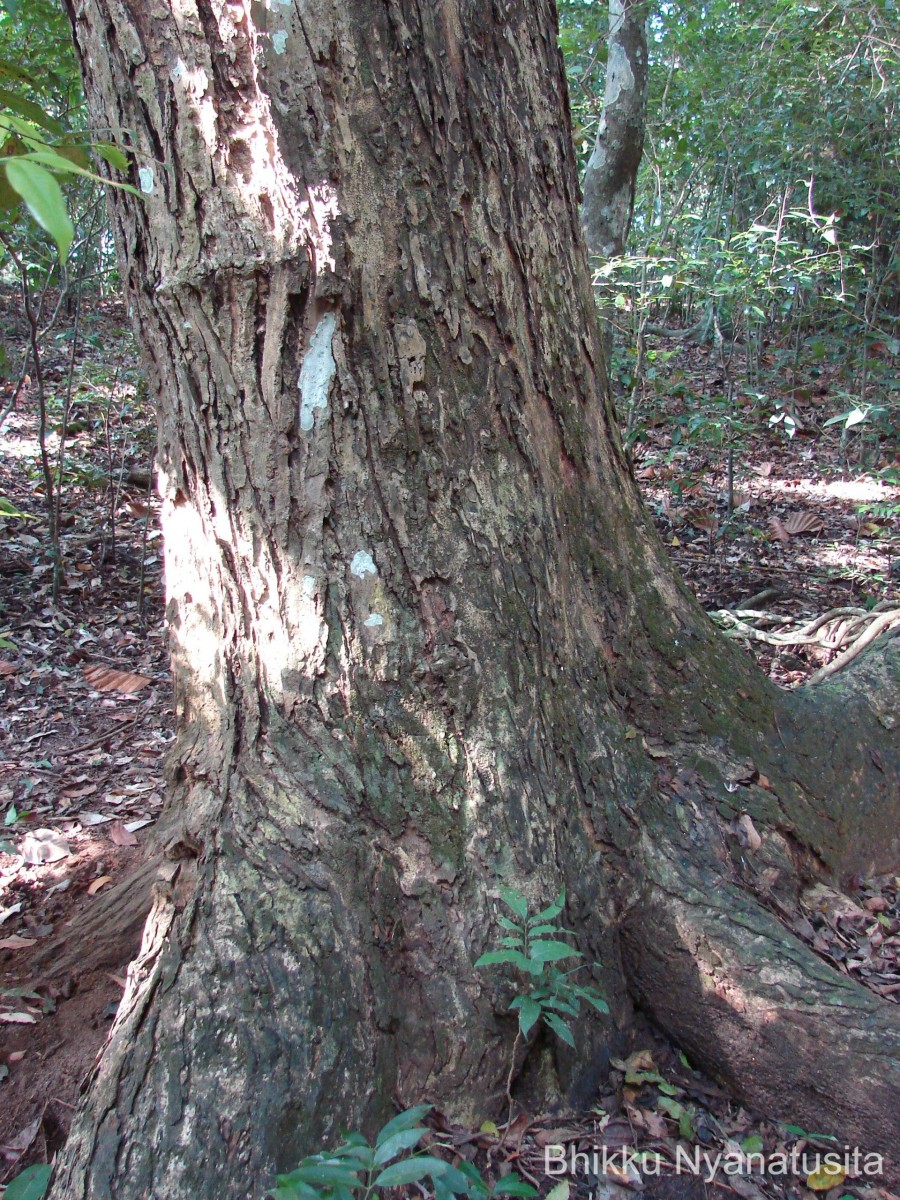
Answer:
0, 292, 898, 1198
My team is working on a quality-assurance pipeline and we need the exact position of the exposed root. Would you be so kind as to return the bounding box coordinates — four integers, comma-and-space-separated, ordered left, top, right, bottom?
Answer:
32, 856, 158, 980
621, 844, 900, 1176
709, 601, 900, 681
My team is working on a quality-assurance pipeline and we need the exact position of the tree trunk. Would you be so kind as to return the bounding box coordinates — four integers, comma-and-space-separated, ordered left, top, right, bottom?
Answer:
53, 1, 900, 1196
581, 0, 649, 261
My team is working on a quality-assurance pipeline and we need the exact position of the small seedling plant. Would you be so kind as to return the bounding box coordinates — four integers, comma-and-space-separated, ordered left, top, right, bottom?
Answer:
271, 1106, 535, 1200
474, 889, 608, 1107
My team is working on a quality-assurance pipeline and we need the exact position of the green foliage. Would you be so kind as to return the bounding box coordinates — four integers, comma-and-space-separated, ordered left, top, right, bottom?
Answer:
0, 1, 137, 269
2, 1163, 52, 1200
558, 0, 900, 469
0, 496, 34, 518
271, 1108, 536, 1200
475, 889, 608, 1048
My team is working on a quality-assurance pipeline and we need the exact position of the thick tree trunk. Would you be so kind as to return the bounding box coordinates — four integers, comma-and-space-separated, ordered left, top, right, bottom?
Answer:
581, 0, 649, 261
53, 1, 899, 1196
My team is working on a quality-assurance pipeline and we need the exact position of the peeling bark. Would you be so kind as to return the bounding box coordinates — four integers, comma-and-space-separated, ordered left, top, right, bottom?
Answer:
49, 1, 900, 1197
581, 0, 649, 261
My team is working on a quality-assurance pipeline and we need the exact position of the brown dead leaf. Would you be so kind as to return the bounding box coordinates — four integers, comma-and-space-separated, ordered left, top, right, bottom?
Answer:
623, 1049, 656, 1072
752, 461, 774, 477
686, 508, 718, 533
8, 1051, 25, 1063
60, 782, 98, 801
768, 516, 790, 547
0, 660, 18, 676
783, 510, 824, 535
88, 875, 113, 895
83, 664, 151, 693
533, 1128, 583, 1147
109, 822, 138, 847
0, 1012, 37, 1024
0, 1113, 42, 1161
0, 936, 36, 950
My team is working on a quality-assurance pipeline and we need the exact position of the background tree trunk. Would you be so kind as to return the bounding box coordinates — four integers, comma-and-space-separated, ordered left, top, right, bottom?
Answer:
581, 0, 649, 261
52, 1, 900, 1196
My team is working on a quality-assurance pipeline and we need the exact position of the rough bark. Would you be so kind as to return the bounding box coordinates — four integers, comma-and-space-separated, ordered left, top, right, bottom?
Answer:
581, 0, 649, 261
50, 1, 900, 1197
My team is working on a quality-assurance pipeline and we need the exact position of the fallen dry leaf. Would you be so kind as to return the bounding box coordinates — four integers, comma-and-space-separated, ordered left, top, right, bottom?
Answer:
0, 1012, 37, 1024
88, 875, 113, 895
0, 660, 19, 676
109, 822, 138, 847
0, 936, 36, 950
783, 510, 825, 535
807, 1163, 846, 1190
768, 516, 790, 547
19, 829, 72, 864
0, 1113, 42, 1161
83, 664, 151, 693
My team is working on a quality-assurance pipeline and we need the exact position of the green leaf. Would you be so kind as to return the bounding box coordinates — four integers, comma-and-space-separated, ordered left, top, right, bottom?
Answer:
542, 1012, 575, 1047
741, 1135, 764, 1155
491, 1176, 538, 1197
13, 149, 141, 196
0, 58, 32, 85
545, 1183, 570, 1200
373, 1126, 428, 1165
515, 996, 542, 1036
433, 1162, 481, 1195
539, 994, 579, 1017
0, 497, 33, 518
283, 1164, 360, 1188
454, 1159, 489, 1196
3, 157, 72, 257
474, 949, 530, 970
524, 924, 559, 938
4, 1164, 53, 1200
373, 1155, 450, 1187
498, 916, 523, 933
375, 1104, 432, 1148
499, 888, 528, 920
95, 141, 130, 171
678, 1107, 697, 1140
271, 1177, 321, 1200
580, 992, 609, 1015
0, 87, 63, 134
528, 940, 581, 964
327, 1139, 373, 1167
530, 892, 565, 923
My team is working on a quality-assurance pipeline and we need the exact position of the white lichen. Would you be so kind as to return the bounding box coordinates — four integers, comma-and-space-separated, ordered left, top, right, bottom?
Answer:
271, 30, 288, 54
350, 551, 377, 579
364, 613, 384, 627
298, 311, 337, 431
138, 167, 155, 194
